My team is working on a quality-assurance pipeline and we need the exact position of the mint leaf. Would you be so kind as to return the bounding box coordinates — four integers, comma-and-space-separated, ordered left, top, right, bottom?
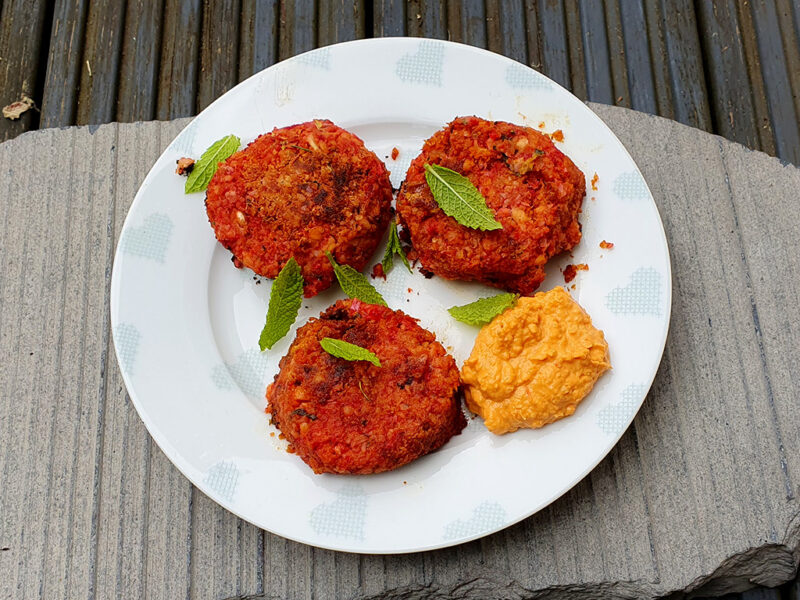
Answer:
185, 134, 241, 193
424, 164, 502, 231
259, 258, 304, 350
320, 338, 381, 367
448, 293, 519, 326
326, 252, 387, 306
381, 220, 412, 274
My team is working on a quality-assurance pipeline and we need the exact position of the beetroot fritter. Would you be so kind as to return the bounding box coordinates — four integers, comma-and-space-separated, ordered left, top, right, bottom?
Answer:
266, 299, 466, 475
205, 120, 393, 297
396, 116, 586, 295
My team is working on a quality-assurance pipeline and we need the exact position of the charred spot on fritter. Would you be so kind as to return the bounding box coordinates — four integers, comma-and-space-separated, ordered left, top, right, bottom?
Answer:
205, 120, 393, 297
265, 299, 465, 475
396, 116, 585, 295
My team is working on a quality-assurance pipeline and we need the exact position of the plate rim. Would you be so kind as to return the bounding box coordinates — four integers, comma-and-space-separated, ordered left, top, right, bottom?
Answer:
110, 36, 673, 554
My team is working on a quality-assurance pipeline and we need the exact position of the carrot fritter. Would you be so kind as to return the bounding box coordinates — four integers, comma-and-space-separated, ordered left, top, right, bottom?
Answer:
205, 120, 393, 297
266, 299, 466, 475
396, 116, 586, 295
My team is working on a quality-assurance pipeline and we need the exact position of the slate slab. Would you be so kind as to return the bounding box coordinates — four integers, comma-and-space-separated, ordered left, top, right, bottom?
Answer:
0, 104, 798, 599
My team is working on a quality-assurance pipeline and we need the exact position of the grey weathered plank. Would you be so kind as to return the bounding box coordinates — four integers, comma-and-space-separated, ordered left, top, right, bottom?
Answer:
39, 0, 89, 128
239, 0, 279, 81
696, 1, 762, 150
446, 0, 487, 48
577, 0, 614, 104
318, 0, 365, 46
659, 0, 712, 131
278, 0, 316, 61
602, 0, 631, 107
616, 0, 657, 114
374, 0, 407, 37
76, 1, 126, 125
485, 0, 527, 66
747, 0, 800, 166
529, 0, 570, 90
563, 0, 588, 99
117, 0, 165, 122
0, 0, 49, 141
2, 108, 800, 600
406, 0, 447, 39
197, 0, 242, 112
156, 0, 203, 120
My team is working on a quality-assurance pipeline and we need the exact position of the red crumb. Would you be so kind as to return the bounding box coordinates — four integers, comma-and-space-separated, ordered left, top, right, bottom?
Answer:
371, 263, 386, 280
551, 129, 564, 142
391, 147, 400, 160
269, 432, 275, 437
407, 287, 413, 293
538, 121, 545, 129
591, 172, 599, 191
175, 157, 195, 175
599, 240, 614, 249
563, 263, 588, 283
571, 284, 576, 290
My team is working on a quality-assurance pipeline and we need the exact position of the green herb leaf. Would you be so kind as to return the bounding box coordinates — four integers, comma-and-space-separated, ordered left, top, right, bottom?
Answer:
326, 251, 387, 306
259, 258, 304, 350
381, 220, 412, 274
185, 134, 241, 193
424, 164, 502, 231
320, 338, 381, 367
448, 293, 519, 326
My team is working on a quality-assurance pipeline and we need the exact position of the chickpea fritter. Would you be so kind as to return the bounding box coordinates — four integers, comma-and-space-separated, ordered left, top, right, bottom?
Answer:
396, 117, 586, 295
205, 120, 393, 297
266, 299, 466, 475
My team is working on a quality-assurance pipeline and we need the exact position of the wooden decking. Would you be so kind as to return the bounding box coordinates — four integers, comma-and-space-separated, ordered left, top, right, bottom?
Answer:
0, 2, 799, 599
1, 1, 799, 167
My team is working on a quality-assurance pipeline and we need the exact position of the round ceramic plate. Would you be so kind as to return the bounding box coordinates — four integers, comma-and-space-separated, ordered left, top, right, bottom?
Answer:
110, 38, 671, 553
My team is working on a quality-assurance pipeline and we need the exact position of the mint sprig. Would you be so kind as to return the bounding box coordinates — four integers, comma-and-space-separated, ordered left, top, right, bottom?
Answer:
185, 134, 241, 193
424, 164, 502, 231
448, 292, 519, 326
259, 258, 304, 350
326, 252, 387, 306
320, 338, 381, 367
381, 220, 411, 274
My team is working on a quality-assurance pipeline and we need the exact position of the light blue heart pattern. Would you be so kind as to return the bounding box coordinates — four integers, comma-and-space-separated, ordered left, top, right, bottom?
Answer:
309, 483, 367, 540
597, 383, 648, 435
169, 118, 199, 156
211, 348, 271, 399
443, 501, 507, 540
297, 46, 331, 70
203, 460, 240, 502
613, 171, 649, 201
605, 267, 662, 316
395, 40, 445, 87
114, 323, 141, 377
120, 213, 173, 264
505, 63, 551, 91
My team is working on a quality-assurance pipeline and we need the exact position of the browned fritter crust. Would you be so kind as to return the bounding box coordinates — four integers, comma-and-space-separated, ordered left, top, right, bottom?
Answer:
266, 299, 466, 475
396, 116, 586, 295
205, 120, 393, 297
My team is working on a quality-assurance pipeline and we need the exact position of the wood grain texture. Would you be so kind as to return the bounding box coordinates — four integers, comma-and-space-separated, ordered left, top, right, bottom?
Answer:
40, 0, 89, 128
157, 0, 203, 120
76, 0, 126, 125
0, 0, 49, 140
446, 0, 486, 48
373, 0, 406, 37
486, 0, 527, 65
117, 0, 165, 122
239, 0, 279, 81
197, 0, 242, 112
278, 0, 315, 61
1, 107, 800, 599
406, 0, 446, 39
318, 0, 365, 46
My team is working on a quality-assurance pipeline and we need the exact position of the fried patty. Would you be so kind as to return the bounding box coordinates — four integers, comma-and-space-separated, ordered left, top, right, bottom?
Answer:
396, 117, 586, 295
205, 120, 393, 297
266, 299, 466, 474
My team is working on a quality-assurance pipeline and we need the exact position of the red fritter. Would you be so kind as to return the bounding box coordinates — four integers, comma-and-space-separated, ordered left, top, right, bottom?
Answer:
205, 120, 393, 297
396, 116, 586, 295
266, 299, 466, 475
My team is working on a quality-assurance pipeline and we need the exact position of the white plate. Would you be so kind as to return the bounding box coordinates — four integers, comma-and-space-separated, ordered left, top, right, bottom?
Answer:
110, 38, 671, 553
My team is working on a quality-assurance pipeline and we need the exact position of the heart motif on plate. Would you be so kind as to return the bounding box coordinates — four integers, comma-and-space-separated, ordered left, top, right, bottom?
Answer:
605, 267, 663, 316
395, 40, 445, 87
120, 213, 173, 264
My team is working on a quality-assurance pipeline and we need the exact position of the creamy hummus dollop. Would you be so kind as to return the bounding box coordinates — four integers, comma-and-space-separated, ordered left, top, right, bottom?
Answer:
461, 286, 610, 434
